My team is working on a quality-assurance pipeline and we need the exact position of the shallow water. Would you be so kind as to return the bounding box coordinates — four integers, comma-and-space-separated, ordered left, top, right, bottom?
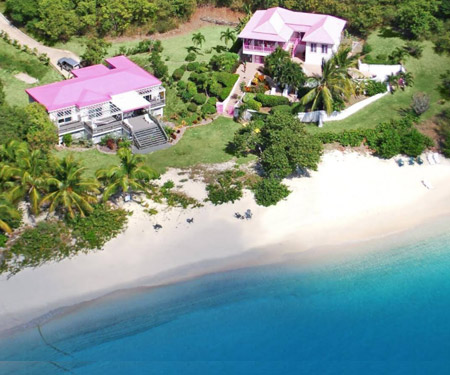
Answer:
1, 230, 450, 374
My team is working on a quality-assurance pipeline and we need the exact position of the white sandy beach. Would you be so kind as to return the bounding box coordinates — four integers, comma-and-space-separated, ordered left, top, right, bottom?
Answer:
1, 150, 450, 333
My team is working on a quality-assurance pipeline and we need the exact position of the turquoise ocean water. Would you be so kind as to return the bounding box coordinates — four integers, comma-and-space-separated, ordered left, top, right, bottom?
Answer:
1, 227, 450, 374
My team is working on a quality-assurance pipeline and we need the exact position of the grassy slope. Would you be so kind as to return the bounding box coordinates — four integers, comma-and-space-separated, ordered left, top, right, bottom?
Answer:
54, 25, 229, 74
57, 117, 255, 176
307, 31, 450, 133
0, 39, 61, 106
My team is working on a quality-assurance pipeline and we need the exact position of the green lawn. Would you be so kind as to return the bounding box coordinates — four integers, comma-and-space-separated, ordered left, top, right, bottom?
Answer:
57, 117, 255, 176
0, 39, 61, 106
54, 25, 229, 74
307, 31, 450, 133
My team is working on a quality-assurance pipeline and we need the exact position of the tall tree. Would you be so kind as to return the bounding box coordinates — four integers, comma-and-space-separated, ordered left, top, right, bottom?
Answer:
192, 32, 206, 47
41, 155, 100, 218
220, 28, 236, 47
24, 103, 58, 151
35, 0, 78, 43
4, 148, 48, 215
81, 38, 112, 66
96, 148, 158, 201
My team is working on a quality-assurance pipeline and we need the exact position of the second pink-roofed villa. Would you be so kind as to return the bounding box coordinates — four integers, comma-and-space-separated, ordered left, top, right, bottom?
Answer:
238, 7, 346, 66
26, 56, 169, 153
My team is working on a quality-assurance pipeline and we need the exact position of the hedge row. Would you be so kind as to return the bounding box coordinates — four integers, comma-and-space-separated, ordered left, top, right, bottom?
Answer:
316, 117, 433, 158
254, 94, 290, 107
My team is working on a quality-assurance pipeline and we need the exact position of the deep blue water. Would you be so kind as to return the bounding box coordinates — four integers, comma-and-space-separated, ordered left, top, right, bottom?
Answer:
1, 231, 450, 374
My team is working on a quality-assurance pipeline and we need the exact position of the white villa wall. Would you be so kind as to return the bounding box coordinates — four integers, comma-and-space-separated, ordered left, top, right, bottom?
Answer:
304, 42, 335, 65
297, 90, 389, 125
358, 60, 405, 82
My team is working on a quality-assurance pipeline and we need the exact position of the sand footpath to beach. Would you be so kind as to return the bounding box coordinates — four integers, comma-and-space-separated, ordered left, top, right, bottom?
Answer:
1, 150, 450, 332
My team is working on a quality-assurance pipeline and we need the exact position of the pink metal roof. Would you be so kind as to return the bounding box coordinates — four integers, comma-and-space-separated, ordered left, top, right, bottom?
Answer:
26, 56, 162, 111
238, 7, 346, 44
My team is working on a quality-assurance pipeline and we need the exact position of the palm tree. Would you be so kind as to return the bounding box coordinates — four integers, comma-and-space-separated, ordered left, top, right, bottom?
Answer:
192, 32, 206, 48
300, 58, 355, 115
220, 28, 236, 47
331, 46, 357, 77
0, 195, 21, 234
96, 148, 158, 202
0, 140, 27, 164
186, 45, 201, 54
41, 155, 100, 219
4, 149, 47, 215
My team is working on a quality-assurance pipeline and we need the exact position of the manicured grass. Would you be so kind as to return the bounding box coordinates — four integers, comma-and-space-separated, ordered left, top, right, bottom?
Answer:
144, 116, 255, 173
159, 26, 229, 74
56, 117, 255, 176
55, 149, 120, 179
307, 32, 450, 134
0, 39, 61, 106
54, 25, 229, 74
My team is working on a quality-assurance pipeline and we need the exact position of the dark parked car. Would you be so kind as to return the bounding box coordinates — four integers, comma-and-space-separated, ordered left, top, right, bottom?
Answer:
57, 57, 81, 72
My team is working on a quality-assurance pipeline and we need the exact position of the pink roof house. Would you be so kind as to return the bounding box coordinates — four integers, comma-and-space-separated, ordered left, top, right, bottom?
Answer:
26, 56, 169, 151
238, 7, 346, 66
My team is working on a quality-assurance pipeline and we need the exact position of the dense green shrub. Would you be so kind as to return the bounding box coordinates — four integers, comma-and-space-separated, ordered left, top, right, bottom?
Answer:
362, 42, 373, 55
62, 133, 72, 146
185, 52, 197, 62
172, 68, 185, 81
215, 72, 239, 88
365, 80, 387, 96
187, 102, 198, 112
270, 105, 293, 115
68, 205, 129, 250
219, 87, 232, 101
252, 178, 290, 207
209, 52, 240, 73
177, 80, 187, 90
208, 81, 223, 98
254, 94, 290, 107
318, 116, 432, 158
245, 99, 262, 111
186, 61, 200, 71
438, 111, 450, 157
206, 170, 244, 205
201, 103, 217, 115
207, 97, 218, 106
1, 221, 73, 276
192, 93, 207, 105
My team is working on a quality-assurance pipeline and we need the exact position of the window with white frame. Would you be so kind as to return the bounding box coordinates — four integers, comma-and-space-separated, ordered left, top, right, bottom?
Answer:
56, 109, 73, 124
311, 43, 317, 52
322, 44, 328, 54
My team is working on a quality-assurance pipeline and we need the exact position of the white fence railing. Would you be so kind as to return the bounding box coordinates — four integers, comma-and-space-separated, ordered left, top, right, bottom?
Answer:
297, 89, 389, 126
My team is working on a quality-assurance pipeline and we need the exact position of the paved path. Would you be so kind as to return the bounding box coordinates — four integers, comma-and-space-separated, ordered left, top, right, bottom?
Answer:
0, 13, 80, 78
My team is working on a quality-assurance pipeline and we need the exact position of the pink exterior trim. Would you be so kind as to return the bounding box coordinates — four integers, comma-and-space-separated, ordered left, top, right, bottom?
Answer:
26, 56, 162, 112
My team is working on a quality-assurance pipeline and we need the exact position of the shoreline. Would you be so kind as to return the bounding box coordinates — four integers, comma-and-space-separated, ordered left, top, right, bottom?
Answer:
1, 150, 450, 334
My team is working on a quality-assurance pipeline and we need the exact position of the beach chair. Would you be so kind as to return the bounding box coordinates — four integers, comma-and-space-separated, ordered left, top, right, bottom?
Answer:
408, 157, 415, 165
427, 153, 435, 165
397, 158, 404, 167
422, 180, 433, 189
416, 156, 424, 165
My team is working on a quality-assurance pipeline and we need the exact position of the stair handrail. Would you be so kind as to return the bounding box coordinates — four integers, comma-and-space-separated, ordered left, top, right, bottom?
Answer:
146, 113, 169, 142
